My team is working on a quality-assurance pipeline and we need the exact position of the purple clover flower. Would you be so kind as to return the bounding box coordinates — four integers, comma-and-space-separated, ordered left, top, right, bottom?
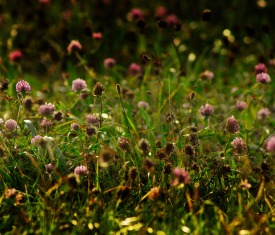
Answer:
5, 119, 17, 132
103, 58, 116, 69
257, 108, 270, 120
266, 136, 275, 152
173, 167, 190, 186
74, 165, 88, 175
39, 103, 55, 116
200, 104, 214, 117
235, 101, 247, 112
254, 63, 267, 75
16, 80, 31, 93
256, 72, 271, 84
72, 78, 87, 92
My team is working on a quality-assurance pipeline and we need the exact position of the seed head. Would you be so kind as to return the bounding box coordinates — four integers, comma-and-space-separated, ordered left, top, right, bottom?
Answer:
116, 84, 121, 95
99, 149, 114, 168
86, 126, 97, 136
164, 142, 174, 155
138, 138, 150, 154
24, 98, 33, 111
129, 166, 138, 183
118, 137, 130, 152
148, 187, 160, 201
184, 145, 195, 157
16, 80, 31, 93
143, 157, 155, 172
225, 116, 240, 134
93, 82, 104, 96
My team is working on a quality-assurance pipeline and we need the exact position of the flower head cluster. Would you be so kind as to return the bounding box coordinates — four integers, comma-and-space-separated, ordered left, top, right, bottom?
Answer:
74, 165, 88, 175
257, 108, 270, 120
128, 8, 143, 21
137, 101, 149, 109
39, 103, 55, 116
254, 63, 267, 75
93, 81, 104, 96
86, 114, 99, 125
173, 167, 190, 186
92, 32, 103, 40
200, 70, 214, 81
226, 116, 239, 134
31, 135, 45, 146
103, 58, 116, 69
129, 63, 142, 76
9, 50, 23, 62
5, 119, 17, 132
231, 137, 247, 155
67, 40, 82, 54
234, 100, 247, 112
266, 136, 275, 152
16, 80, 31, 93
71, 122, 80, 131
256, 72, 271, 84
200, 104, 214, 117
72, 78, 87, 92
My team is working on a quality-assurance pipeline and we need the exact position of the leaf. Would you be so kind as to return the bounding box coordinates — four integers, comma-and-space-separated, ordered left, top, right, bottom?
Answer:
24, 120, 37, 137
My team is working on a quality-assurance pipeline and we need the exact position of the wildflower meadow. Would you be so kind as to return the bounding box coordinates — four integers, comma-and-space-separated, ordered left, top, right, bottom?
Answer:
0, 1, 274, 234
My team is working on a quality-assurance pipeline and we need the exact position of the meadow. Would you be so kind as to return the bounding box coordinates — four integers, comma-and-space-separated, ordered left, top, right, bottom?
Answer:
0, 0, 274, 234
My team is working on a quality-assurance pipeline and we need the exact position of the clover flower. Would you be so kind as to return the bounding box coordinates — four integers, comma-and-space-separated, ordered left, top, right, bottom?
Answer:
39, 103, 55, 116
67, 40, 82, 54
234, 101, 247, 112
9, 50, 23, 62
200, 104, 214, 117
257, 108, 270, 119
103, 58, 116, 69
74, 165, 88, 175
266, 136, 275, 152
254, 63, 267, 75
225, 116, 240, 134
72, 78, 87, 92
256, 72, 271, 84
173, 167, 190, 186
129, 63, 142, 76
16, 80, 31, 93
5, 119, 17, 132
232, 137, 247, 155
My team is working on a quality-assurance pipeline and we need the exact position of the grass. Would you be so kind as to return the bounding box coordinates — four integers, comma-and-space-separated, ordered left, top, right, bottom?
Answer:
0, 1, 275, 234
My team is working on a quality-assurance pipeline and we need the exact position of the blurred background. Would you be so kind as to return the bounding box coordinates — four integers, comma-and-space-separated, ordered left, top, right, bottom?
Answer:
0, 0, 274, 79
